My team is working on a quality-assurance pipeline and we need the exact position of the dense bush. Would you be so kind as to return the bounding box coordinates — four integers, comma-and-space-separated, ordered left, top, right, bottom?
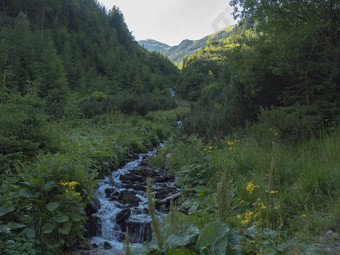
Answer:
250, 105, 323, 145
78, 91, 176, 118
0, 153, 97, 254
0, 91, 58, 173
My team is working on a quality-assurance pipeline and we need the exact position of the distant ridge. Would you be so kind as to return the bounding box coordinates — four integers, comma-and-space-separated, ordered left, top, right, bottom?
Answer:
138, 26, 235, 65
139, 39, 171, 52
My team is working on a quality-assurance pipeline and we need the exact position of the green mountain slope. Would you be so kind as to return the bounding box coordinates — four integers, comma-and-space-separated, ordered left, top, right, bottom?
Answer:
0, 0, 178, 117
138, 26, 235, 65
139, 39, 171, 52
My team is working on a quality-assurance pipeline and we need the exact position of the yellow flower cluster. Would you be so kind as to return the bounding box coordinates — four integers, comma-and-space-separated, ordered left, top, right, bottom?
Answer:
325, 119, 336, 125
227, 139, 240, 150
203, 145, 213, 153
59, 181, 81, 197
246, 182, 259, 194
269, 128, 279, 136
253, 200, 266, 211
270, 190, 278, 194
237, 210, 253, 225
60, 181, 78, 188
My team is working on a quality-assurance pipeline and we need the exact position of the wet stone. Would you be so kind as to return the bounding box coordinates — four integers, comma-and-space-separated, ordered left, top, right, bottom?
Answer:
103, 241, 112, 250
126, 219, 152, 243
91, 243, 98, 249
86, 215, 102, 237
105, 188, 118, 198
118, 190, 140, 205
120, 174, 145, 182
86, 197, 101, 215
116, 231, 125, 242
116, 208, 131, 231
109, 195, 119, 201
116, 209, 131, 224
131, 184, 147, 192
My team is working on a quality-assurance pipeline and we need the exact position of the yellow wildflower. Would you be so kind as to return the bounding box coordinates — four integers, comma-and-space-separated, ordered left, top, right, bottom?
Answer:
244, 210, 253, 219
240, 219, 250, 225
270, 190, 278, 194
246, 182, 259, 194
301, 214, 306, 218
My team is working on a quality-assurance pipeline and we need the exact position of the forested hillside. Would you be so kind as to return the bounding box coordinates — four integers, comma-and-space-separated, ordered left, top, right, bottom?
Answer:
177, 2, 339, 137
0, 0, 178, 117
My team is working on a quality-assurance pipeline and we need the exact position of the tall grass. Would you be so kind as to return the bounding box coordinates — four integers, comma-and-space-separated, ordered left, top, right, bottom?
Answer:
159, 127, 340, 241
226, 127, 340, 234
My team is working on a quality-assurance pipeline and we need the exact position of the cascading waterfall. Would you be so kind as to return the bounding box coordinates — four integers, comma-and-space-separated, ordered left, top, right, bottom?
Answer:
86, 147, 179, 253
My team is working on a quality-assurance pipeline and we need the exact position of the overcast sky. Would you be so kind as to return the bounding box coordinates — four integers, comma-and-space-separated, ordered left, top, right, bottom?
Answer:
99, 0, 236, 46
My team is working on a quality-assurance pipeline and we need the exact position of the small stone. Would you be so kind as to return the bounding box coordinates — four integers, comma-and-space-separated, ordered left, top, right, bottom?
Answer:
105, 188, 118, 198
103, 241, 112, 250
115, 208, 131, 231
327, 230, 333, 235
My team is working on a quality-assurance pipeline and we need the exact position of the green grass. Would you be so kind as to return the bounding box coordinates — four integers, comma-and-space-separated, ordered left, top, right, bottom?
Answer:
154, 126, 340, 253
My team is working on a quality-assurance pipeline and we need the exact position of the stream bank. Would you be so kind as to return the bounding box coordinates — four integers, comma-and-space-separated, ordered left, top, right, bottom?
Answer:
69, 147, 180, 254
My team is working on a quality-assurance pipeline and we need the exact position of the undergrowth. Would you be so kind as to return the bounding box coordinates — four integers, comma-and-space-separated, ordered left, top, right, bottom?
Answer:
146, 126, 340, 254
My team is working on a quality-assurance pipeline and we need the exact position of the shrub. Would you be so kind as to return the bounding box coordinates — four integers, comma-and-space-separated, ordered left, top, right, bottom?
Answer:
0, 152, 97, 254
0, 91, 58, 173
251, 105, 323, 145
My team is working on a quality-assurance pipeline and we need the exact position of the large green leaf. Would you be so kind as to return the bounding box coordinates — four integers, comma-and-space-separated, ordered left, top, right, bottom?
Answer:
70, 213, 82, 222
59, 222, 72, 235
55, 214, 69, 223
7, 222, 26, 229
46, 202, 59, 211
165, 226, 199, 250
196, 222, 230, 255
20, 188, 39, 198
22, 181, 41, 188
0, 206, 15, 217
44, 181, 57, 192
0, 223, 24, 233
23, 227, 36, 238
42, 223, 54, 234
226, 230, 242, 255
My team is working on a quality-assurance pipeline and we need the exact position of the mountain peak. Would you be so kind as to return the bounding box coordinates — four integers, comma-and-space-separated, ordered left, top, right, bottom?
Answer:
138, 25, 235, 65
